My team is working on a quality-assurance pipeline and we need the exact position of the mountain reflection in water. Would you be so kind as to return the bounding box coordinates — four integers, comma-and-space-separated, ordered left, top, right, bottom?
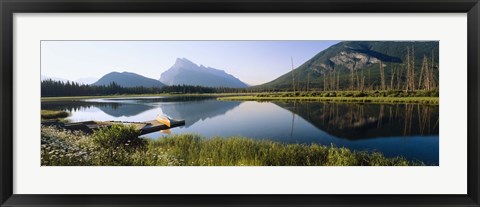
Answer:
42, 96, 439, 164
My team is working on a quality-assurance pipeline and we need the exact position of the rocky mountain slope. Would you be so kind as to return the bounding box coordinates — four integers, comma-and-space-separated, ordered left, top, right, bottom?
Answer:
259, 41, 439, 90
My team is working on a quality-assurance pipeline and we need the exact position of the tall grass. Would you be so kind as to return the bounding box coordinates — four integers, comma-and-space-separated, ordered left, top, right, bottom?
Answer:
41, 125, 424, 166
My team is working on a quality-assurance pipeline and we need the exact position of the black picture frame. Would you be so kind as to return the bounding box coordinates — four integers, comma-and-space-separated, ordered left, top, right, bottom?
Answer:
1, 0, 479, 206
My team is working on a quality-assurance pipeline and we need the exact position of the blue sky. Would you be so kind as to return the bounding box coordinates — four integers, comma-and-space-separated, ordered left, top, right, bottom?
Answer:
41, 41, 339, 85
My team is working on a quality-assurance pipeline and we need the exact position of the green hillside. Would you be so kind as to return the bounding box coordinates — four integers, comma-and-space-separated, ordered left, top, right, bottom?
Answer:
259, 41, 439, 91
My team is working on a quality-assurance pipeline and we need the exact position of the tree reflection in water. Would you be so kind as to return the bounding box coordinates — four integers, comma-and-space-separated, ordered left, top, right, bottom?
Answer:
276, 101, 439, 140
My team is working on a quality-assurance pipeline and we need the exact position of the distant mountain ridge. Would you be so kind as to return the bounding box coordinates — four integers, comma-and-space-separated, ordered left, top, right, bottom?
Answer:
93, 71, 165, 88
159, 58, 248, 88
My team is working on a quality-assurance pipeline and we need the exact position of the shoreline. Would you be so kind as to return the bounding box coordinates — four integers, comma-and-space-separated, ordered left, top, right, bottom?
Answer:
41, 93, 439, 105
217, 96, 439, 105
41, 93, 250, 101
41, 126, 427, 166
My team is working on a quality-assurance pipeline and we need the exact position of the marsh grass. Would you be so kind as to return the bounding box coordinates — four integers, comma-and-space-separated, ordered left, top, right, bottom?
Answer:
218, 90, 439, 105
41, 110, 70, 119
41, 125, 424, 166
218, 96, 439, 105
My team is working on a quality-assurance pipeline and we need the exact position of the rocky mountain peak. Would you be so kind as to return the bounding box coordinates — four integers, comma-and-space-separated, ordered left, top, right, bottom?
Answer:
159, 58, 248, 88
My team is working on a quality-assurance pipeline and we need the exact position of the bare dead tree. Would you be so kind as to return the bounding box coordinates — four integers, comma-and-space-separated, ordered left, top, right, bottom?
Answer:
324, 70, 327, 91
291, 57, 296, 94
355, 72, 358, 90
430, 50, 436, 90
297, 65, 302, 91
379, 60, 385, 90
406, 47, 410, 91
390, 64, 396, 90
419, 55, 428, 90
360, 70, 366, 92
337, 68, 340, 91
405, 46, 416, 91
368, 66, 372, 91
350, 64, 355, 91
331, 68, 336, 91
411, 46, 415, 91
306, 72, 310, 92
396, 64, 402, 90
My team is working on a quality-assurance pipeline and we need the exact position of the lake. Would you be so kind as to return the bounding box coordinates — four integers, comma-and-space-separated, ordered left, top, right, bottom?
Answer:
42, 96, 439, 165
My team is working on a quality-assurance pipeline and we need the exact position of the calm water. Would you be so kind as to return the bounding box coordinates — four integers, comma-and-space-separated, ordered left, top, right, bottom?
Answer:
42, 96, 439, 164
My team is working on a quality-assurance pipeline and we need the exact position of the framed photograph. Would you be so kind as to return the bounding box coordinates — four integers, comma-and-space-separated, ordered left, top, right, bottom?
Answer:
1, 0, 479, 206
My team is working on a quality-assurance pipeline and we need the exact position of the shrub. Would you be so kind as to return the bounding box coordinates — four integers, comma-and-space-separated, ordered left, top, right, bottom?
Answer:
328, 92, 337, 97
353, 92, 367, 97
41, 110, 70, 119
415, 90, 428, 97
92, 124, 145, 150
342, 92, 354, 97
386, 90, 403, 97
299, 92, 309, 97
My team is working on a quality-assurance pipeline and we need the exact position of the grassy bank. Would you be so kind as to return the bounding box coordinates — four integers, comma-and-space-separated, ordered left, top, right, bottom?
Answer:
218, 90, 439, 105
41, 93, 250, 102
41, 125, 424, 166
41, 110, 70, 119
218, 96, 439, 105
